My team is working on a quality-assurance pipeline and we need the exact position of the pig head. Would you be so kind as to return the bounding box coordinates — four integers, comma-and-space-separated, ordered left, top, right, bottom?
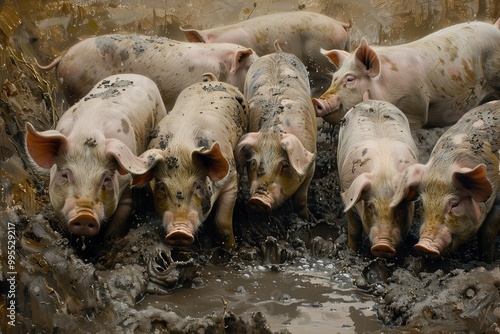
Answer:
391, 101, 500, 262
235, 132, 315, 219
314, 20, 500, 131
122, 142, 236, 249
26, 124, 136, 237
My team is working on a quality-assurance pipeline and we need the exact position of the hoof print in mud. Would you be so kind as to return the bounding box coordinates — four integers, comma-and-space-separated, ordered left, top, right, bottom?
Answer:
146, 245, 202, 294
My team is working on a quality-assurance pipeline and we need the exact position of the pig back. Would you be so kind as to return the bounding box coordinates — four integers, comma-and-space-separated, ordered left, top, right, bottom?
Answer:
149, 80, 249, 157
244, 51, 316, 152
337, 100, 418, 188
428, 100, 500, 189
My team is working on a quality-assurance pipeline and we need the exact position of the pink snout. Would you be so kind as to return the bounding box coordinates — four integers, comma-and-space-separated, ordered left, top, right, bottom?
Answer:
166, 225, 195, 246
370, 240, 397, 258
414, 237, 443, 258
68, 212, 100, 236
248, 196, 272, 213
312, 97, 337, 117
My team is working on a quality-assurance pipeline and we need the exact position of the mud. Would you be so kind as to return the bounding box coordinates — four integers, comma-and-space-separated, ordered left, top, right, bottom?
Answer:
1, 1, 500, 333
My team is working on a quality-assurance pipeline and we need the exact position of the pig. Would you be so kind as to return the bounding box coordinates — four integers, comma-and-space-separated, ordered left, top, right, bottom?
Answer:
181, 11, 351, 97
390, 100, 500, 262
234, 42, 317, 219
337, 93, 419, 258
313, 19, 500, 131
116, 75, 248, 249
37, 34, 257, 109
25, 74, 168, 238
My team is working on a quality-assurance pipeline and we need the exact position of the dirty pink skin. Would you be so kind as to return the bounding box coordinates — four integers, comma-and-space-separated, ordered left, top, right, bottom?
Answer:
314, 19, 500, 130
337, 97, 418, 258
118, 76, 248, 249
234, 44, 317, 219
25, 74, 167, 238
391, 101, 500, 262
37, 34, 257, 109
181, 11, 350, 97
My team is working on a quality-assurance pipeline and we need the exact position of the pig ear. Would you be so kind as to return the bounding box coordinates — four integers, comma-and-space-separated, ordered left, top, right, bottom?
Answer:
180, 27, 210, 43
355, 38, 380, 78
342, 173, 373, 212
230, 49, 255, 74
390, 163, 427, 207
193, 142, 229, 182
234, 132, 260, 172
202, 72, 218, 82
320, 48, 350, 68
452, 164, 492, 202
25, 122, 69, 169
105, 139, 163, 185
280, 133, 315, 176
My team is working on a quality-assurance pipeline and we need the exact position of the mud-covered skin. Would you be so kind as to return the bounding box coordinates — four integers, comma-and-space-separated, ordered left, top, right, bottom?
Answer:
120, 79, 249, 249
337, 100, 418, 258
314, 20, 500, 130
235, 46, 317, 219
25, 74, 167, 238
39, 34, 257, 109
182, 11, 350, 98
391, 100, 500, 262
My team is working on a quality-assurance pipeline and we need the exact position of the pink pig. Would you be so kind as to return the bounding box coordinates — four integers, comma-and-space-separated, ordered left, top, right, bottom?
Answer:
337, 94, 419, 258
25, 74, 167, 238
37, 34, 257, 109
314, 19, 500, 130
182, 11, 350, 97
116, 75, 249, 249
391, 100, 500, 262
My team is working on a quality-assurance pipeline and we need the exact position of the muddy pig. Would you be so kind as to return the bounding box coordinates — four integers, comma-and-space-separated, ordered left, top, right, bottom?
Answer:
337, 93, 419, 258
391, 100, 500, 262
234, 42, 317, 219
181, 11, 350, 98
117, 75, 248, 249
25, 74, 167, 238
314, 19, 500, 131
37, 34, 257, 109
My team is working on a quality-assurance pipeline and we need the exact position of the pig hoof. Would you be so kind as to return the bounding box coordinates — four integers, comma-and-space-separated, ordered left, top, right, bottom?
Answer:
68, 213, 100, 236
370, 244, 397, 258
166, 230, 195, 246
248, 198, 272, 213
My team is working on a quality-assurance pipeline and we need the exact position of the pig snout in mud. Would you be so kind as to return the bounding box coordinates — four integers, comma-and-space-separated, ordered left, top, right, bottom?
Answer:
369, 225, 403, 258
68, 211, 101, 236
413, 226, 453, 258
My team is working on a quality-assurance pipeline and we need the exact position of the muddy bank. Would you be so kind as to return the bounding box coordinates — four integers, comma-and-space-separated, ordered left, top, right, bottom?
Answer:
1, 0, 500, 333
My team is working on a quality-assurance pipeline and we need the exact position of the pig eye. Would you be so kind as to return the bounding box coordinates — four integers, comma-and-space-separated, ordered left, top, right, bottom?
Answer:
280, 161, 290, 174
57, 169, 72, 184
248, 159, 257, 171
450, 199, 461, 213
155, 183, 167, 199
102, 175, 114, 190
345, 75, 355, 87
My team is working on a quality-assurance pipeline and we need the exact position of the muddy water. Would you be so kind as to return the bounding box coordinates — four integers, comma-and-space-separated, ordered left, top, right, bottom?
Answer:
1, 0, 500, 333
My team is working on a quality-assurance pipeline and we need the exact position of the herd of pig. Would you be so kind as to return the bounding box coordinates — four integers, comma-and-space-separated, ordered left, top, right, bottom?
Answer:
26, 11, 500, 262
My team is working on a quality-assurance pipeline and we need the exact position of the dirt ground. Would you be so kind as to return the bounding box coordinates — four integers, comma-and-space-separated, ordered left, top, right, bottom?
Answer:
1, 0, 500, 333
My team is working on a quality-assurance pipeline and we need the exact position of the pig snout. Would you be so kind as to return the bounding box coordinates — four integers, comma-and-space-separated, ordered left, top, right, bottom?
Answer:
414, 226, 452, 258
248, 196, 272, 213
312, 97, 338, 117
369, 227, 400, 258
68, 211, 101, 236
165, 224, 195, 246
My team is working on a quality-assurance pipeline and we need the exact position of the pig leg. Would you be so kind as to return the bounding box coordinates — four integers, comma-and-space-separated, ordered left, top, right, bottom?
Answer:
346, 209, 363, 252
291, 171, 314, 220
212, 182, 237, 250
477, 197, 500, 263
102, 187, 133, 240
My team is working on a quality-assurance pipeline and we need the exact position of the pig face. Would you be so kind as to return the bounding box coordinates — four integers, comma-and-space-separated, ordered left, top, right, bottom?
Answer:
343, 173, 413, 258
129, 143, 230, 247
235, 132, 315, 214
313, 39, 380, 124
391, 163, 493, 257
26, 124, 133, 236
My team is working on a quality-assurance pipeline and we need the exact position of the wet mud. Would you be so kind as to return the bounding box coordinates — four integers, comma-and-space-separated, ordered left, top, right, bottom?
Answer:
1, 1, 500, 333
